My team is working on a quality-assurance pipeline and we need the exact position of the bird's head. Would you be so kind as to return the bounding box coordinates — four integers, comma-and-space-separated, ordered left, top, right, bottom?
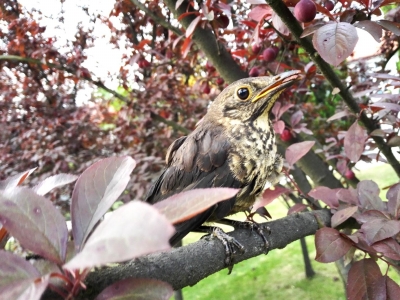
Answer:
208, 70, 301, 123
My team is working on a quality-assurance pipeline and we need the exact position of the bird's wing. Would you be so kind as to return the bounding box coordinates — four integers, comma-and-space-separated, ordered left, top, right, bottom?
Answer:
145, 126, 243, 244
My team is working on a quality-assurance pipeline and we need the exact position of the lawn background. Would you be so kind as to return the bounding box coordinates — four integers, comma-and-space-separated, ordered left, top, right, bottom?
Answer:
181, 163, 400, 300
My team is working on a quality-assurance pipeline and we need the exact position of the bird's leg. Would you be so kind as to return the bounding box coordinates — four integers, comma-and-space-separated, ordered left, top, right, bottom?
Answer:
198, 226, 245, 273
217, 218, 271, 254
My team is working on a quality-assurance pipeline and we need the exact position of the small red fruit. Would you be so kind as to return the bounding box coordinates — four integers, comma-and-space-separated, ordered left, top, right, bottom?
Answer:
216, 78, 224, 85
138, 59, 150, 68
252, 43, 261, 54
345, 169, 355, 180
280, 129, 293, 142
202, 83, 211, 94
249, 67, 260, 77
271, 46, 280, 55
324, 1, 334, 11
294, 0, 317, 23
206, 61, 216, 73
262, 48, 277, 62
216, 14, 230, 29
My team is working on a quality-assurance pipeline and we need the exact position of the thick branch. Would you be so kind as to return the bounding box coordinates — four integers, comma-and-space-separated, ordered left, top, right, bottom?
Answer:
265, 0, 400, 178
64, 209, 330, 299
161, 0, 248, 83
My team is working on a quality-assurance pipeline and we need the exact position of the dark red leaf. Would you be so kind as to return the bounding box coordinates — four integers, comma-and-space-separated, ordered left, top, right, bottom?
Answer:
346, 259, 384, 300
344, 121, 367, 162
287, 203, 307, 215
385, 275, 400, 298
96, 278, 173, 300
357, 180, 385, 211
71, 156, 136, 251
309, 186, 340, 208
154, 188, 239, 224
285, 141, 315, 167
331, 206, 358, 227
0, 188, 68, 264
336, 188, 358, 205
181, 36, 193, 58
253, 187, 290, 210
64, 201, 174, 270
248, 5, 272, 22
372, 238, 400, 260
315, 227, 352, 263
361, 218, 400, 245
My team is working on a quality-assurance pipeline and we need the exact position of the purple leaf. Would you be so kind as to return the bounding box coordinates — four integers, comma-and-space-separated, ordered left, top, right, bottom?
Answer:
0, 250, 40, 289
64, 201, 174, 270
32, 174, 78, 196
354, 20, 382, 42
361, 218, 400, 245
273, 120, 285, 134
248, 5, 272, 22
309, 186, 339, 208
336, 188, 358, 205
344, 121, 367, 162
357, 180, 385, 211
290, 110, 303, 127
154, 188, 239, 224
372, 238, 400, 260
287, 203, 308, 215
355, 210, 389, 224
370, 102, 400, 112
0, 168, 37, 190
346, 259, 384, 300
300, 23, 325, 38
0, 250, 48, 300
313, 22, 358, 66
285, 141, 315, 167
326, 110, 350, 122
16, 275, 49, 300
0, 188, 68, 264
331, 206, 358, 228
253, 187, 290, 210
71, 156, 136, 251
385, 275, 400, 298
95, 278, 173, 300
315, 228, 352, 263
186, 15, 201, 38
387, 182, 400, 218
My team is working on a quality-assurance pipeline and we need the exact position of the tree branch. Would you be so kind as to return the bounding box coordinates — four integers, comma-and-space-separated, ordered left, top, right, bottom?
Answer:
51, 209, 331, 299
159, 0, 248, 83
265, 0, 400, 178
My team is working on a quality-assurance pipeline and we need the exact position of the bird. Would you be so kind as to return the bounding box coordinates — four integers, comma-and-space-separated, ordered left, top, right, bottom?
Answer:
145, 70, 301, 249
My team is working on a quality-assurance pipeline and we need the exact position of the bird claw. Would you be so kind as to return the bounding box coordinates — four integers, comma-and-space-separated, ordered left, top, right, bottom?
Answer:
229, 221, 271, 254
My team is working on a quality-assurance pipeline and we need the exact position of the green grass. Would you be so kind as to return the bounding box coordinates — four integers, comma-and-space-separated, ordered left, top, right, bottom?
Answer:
180, 164, 400, 300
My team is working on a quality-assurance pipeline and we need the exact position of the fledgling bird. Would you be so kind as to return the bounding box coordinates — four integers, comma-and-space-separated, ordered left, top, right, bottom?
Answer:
146, 70, 301, 246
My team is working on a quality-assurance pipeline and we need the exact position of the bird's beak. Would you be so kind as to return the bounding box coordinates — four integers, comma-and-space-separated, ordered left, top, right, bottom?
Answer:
252, 70, 302, 102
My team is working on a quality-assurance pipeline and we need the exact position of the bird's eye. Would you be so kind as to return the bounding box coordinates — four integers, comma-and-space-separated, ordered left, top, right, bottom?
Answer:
237, 87, 250, 100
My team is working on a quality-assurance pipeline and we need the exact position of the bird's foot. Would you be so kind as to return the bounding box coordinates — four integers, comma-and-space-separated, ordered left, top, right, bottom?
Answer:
201, 227, 244, 274
219, 219, 271, 255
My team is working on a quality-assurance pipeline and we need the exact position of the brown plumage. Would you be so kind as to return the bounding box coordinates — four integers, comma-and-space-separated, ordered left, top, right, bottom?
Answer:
145, 70, 301, 245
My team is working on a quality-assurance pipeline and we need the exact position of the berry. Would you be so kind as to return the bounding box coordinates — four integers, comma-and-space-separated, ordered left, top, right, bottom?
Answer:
252, 43, 261, 54
216, 14, 230, 29
280, 129, 293, 142
202, 83, 211, 94
345, 169, 355, 180
294, 0, 317, 23
262, 48, 277, 62
249, 67, 259, 77
271, 46, 280, 55
206, 61, 216, 73
138, 59, 150, 68
216, 78, 224, 85
324, 1, 334, 11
